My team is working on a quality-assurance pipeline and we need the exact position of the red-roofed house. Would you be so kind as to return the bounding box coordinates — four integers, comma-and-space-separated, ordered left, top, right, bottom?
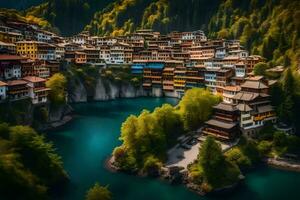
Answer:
23, 76, 50, 104
6, 80, 29, 100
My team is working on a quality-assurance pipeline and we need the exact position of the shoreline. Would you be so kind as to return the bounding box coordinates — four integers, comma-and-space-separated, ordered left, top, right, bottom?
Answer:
42, 114, 74, 132
104, 155, 240, 196
265, 158, 300, 172
104, 152, 300, 198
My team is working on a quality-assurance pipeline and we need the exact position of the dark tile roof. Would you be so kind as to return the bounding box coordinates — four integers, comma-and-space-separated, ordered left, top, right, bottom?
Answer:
205, 119, 238, 129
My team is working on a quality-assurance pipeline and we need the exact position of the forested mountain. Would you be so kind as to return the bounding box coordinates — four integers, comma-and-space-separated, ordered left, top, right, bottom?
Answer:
85, 0, 221, 36
0, 0, 45, 10
208, 0, 300, 68
39, 0, 113, 36
0, 0, 299, 67
84, 0, 299, 67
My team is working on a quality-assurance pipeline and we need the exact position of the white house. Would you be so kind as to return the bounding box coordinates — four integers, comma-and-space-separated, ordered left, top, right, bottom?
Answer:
0, 81, 7, 101
36, 30, 53, 42
4, 65, 22, 79
23, 76, 50, 104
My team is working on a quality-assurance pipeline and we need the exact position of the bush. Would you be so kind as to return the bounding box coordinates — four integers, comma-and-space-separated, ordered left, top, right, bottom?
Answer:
46, 73, 67, 106
85, 183, 112, 200
113, 146, 137, 171
226, 148, 251, 168
257, 141, 273, 156
253, 62, 269, 76
0, 125, 67, 199
257, 124, 276, 141
196, 136, 241, 188
178, 88, 221, 131
142, 155, 162, 177
188, 165, 204, 184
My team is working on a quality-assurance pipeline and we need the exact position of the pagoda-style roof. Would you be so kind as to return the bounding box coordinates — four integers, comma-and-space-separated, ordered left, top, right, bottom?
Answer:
205, 119, 237, 129
236, 103, 253, 112
241, 80, 268, 89
213, 102, 238, 112
232, 92, 259, 101
223, 85, 241, 92
257, 105, 274, 114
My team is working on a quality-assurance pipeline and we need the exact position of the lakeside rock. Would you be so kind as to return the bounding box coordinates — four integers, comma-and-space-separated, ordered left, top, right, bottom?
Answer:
68, 76, 181, 103
265, 158, 300, 172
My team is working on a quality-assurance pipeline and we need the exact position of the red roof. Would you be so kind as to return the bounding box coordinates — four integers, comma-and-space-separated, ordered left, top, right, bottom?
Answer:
0, 81, 7, 87
7, 80, 28, 86
23, 76, 46, 83
0, 54, 26, 61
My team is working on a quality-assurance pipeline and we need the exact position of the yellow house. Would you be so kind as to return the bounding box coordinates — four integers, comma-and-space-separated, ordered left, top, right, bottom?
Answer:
16, 41, 39, 60
0, 31, 23, 43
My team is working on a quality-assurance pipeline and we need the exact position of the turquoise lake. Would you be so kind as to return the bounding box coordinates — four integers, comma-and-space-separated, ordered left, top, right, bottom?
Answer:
48, 97, 300, 200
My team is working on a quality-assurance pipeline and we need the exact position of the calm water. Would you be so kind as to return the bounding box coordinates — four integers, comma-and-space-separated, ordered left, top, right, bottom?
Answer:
48, 98, 300, 200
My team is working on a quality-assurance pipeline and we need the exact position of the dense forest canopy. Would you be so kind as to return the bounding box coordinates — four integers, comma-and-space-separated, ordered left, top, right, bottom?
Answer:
0, 0, 45, 10
0, 0, 299, 66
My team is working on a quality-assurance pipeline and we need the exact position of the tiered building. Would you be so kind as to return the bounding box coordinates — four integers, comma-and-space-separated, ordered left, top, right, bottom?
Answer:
0, 16, 278, 137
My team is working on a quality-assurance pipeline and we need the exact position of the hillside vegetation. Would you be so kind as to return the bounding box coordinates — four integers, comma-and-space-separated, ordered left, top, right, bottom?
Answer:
85, 0, 220, 36
0, 6, 53, 31
0, 0, 45, 10
39, 0, 112, 36
1, 0, 299, 66
208, 0, 300, 68
0, 124, 68, 199
85, 0, 299, 68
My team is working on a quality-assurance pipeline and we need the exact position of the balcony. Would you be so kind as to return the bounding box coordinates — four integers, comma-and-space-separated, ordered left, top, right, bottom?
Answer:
254, 113, 275, 121
202, 128, 230, 140
163, 86, 174, 91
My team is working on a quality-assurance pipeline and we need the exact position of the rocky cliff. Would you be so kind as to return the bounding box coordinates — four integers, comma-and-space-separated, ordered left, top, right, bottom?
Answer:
67, 76, 180, 103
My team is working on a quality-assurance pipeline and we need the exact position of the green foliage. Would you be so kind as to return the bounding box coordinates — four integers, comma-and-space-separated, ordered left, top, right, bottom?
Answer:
0, 6, 55, 31
256, 123, 300, 157
226, 148, 251, 168
198, 136, 225, 185
101, 66, 142, 87
45, 0, 112, 36
178, 88, 220, 131
257, 123, 277, 141
286, 136, 300, 154
240, 139, 260, 164
142, 155, 162, 176
46, 73, 67, 106
253, 62, 269, 76
0, 98, 32, 125
273, 68, 300, 126
113, 146, 137, 171
85, 183, 112, 200
0, 124, 67, 199
33, 106, 49, 124
257, 140, 273, 156
0, 122, 10, 139
209, 0, 300, 68
188, 164, 204, 184
114, 104, 183, 171
141, 0, 170, 32
86, 0, 220, 36
113, 88, 218, 172
193, 136, 241, 189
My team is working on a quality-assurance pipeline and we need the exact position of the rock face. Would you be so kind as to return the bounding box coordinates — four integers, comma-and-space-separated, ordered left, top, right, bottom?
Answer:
48, 104, 73, 123
67, 75, 88, 103
68, 76, 180, 103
